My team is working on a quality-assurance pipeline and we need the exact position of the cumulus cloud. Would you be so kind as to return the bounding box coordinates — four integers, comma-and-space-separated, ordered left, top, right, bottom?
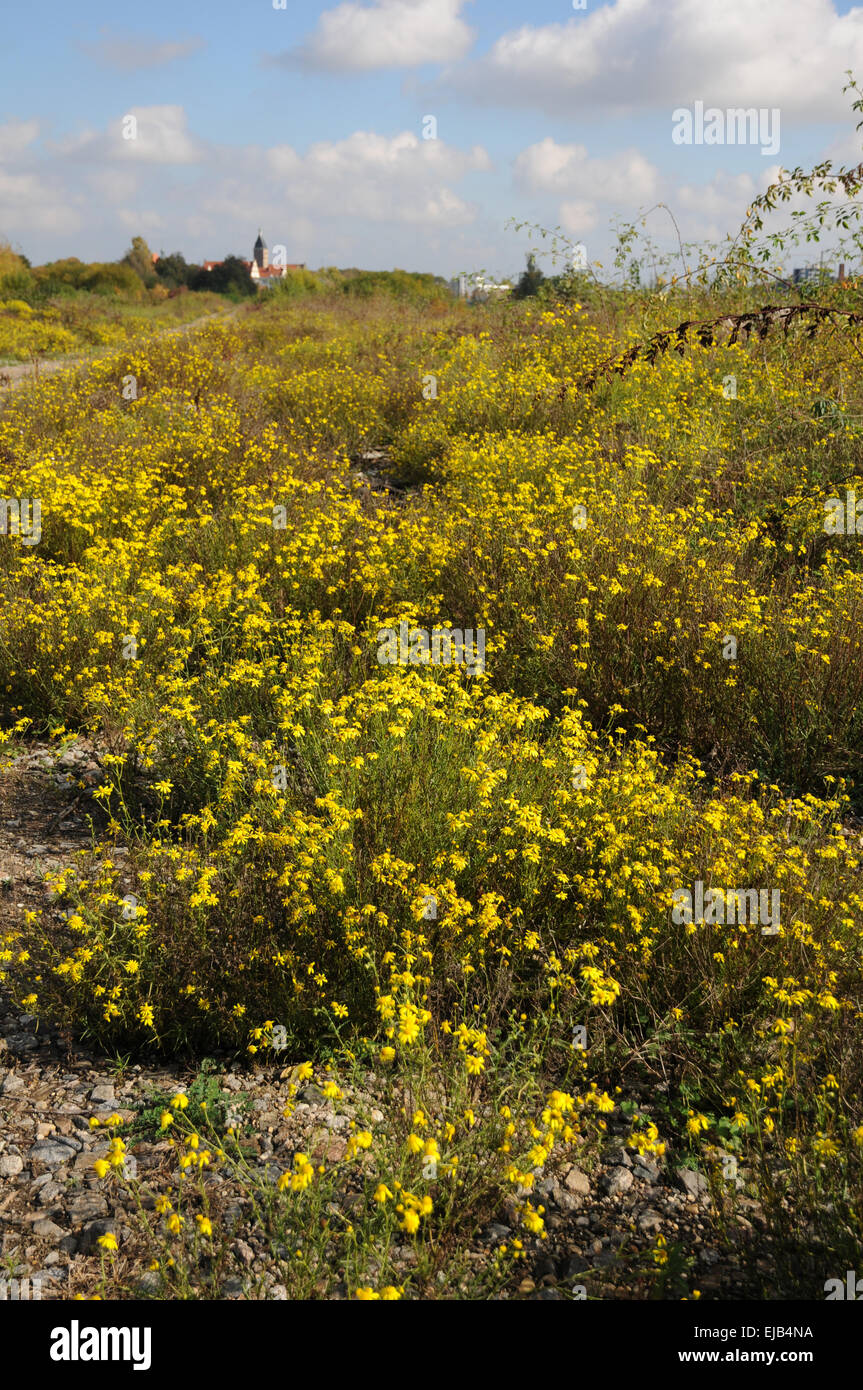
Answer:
514, 139, 660, 202
79, 32, 205, 72
0, 120, 40, 163
0, 106, 492, 264
277, 0, 475, 72
56, 106, 207, 166
450, 0, 863, 121
265, 129, 490, 223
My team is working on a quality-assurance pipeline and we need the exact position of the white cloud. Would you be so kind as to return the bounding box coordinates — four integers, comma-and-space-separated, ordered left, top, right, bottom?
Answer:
515, 138, 660, 202
282, 0, 475, 72
0, 119, 40, 163
116, 208, 166, 230
559, 201, 599, 235
57, 107, 207, 166
265, 129, 491, 223
80, 32, 204, 72
451, 0, 863, 122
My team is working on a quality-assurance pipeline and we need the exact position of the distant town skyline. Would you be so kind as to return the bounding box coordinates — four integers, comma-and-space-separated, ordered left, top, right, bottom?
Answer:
3, 0, 863, 280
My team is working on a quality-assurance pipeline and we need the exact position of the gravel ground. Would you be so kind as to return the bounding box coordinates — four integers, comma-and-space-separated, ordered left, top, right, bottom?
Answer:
0, 742, 761, 1300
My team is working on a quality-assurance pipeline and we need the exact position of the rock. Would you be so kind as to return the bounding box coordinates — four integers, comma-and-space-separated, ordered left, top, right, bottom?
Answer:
136, 1271, 161, 1296
4, 1034, 38, 1054
232, 1239, 254, 1267
78, 1218, 118, 1253
32, 1219, 68, 1240
480, 1223, 511, 1243
36, 1181, 65, 1206
0, 1073, 25, 1095
0, 1154, 24, 1177
637, 1208, 663, 1233
633, 1158, 660, 1184
28, 1138, 80, 1168
69, 1193, 109, 1224
562, 1165, 591, 1197
674, 1167, 709, 1198
604, 1145, 633, 1168
600, 1167, 634, 1197
89, 1084, 115, 1104
311, 1136, 346, 1163
297, 1083, 326, 1105
222, 1277, 245, 1296
59, 1236, 78, 1255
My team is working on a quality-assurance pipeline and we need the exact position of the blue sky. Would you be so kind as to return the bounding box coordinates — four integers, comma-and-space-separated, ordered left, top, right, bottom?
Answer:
2, 0, 863, 279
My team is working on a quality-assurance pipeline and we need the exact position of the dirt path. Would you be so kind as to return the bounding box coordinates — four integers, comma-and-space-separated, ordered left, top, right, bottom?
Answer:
0, 306, 242, 397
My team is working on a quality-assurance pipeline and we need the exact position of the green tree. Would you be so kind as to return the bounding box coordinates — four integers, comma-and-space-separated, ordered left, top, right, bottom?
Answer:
189, 255, 255, 296
123, 236, 157, 287
154, 252, 193, 290
513, 253, 544, 299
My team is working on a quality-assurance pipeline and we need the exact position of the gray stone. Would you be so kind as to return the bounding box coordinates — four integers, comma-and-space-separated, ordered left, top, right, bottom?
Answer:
36, 1181, 65, 1206
0, 1154, 24, 1177
637, 1207, 663, 1233
633, 1158, 660, 1184
562, 1165, 591, 1196
600, 1166, 634, 1197
89, 1084, 115, 1104
297, 1083, 326, 1105
32, 1219, 68, 1240
480, 1223, 511, 1243
136, 1271, 161, 1296
68, 1193, 109, 1225
222, 1277, 245, 1296
674, 1166, 709, 1198
28, 1138, 80, 1168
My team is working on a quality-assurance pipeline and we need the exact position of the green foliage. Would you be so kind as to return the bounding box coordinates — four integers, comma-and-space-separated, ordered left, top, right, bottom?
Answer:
124, 236, 158, 288
512, 253, 544, 300
339, 268, 450, 304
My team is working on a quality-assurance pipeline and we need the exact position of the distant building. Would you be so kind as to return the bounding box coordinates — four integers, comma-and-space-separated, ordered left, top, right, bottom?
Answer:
449, 273, 511, 302
784, 263, 849, 287
202, 231, 306, 288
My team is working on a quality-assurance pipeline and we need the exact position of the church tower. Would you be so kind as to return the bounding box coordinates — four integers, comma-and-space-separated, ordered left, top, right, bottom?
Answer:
253, 230, 269, 270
